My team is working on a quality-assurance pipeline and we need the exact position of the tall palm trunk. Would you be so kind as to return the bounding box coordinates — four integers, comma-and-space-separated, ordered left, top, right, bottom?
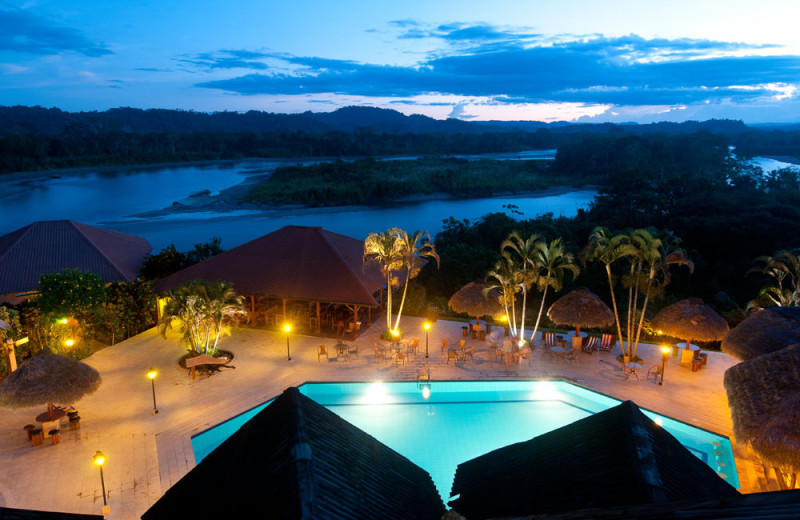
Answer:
393, 274, 411, 331
530, 272, 552, 343
632, 269, 655, 359
385, 271, 393, 331
605, 264, 626, 358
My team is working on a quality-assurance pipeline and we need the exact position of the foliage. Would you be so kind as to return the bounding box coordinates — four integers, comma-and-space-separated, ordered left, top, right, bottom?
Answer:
186, 236, 224, 264
36, 269, 108, 317
90, 281, 156, 344
0, 306, 24, 376
392, 230, 440, 330
140, 238, 224, 281
747, 249, 800, 310
158, 280, 245, 356
18, 306, 70, 356
363, 228, 404, 333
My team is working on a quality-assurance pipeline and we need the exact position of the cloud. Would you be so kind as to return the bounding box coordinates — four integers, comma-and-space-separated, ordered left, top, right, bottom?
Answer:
0, 5, 112, 57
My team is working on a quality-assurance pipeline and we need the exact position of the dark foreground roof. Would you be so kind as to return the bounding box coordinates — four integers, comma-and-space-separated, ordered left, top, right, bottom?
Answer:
449, 400, 738, 519
0, 220, 151, 294
722, 307, 800, 361
142, 387, 446, 520
505, 489, 800, 520
153, 226, 384, 306
0, 506, 102, 519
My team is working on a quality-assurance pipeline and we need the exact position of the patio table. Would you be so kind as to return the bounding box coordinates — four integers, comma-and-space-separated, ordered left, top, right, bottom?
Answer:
335, 342, 350, 359
674, 342, 700, 364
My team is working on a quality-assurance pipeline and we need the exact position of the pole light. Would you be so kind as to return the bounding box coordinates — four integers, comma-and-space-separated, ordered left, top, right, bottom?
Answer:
284, 323, 292, 361
659, 346, 670, 386
93, 450, 107, 508
423, 322, 431, 359
147, 368, 158, 415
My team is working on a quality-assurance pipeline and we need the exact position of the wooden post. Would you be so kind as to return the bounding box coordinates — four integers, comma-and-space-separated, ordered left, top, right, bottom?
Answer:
5, 339, 17, 372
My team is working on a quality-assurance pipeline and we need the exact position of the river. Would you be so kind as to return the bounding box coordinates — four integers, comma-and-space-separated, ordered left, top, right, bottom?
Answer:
0, 151, 793, 251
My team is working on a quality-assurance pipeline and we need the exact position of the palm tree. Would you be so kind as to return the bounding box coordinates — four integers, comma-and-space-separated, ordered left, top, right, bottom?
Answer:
158, 280, 245, 355
501, 231, 544, 339
363, 228, 404, 333
529, 238, 580, 342
581, 227, 631, 356
393, 230, 440, 331
748, 249, 800, 308
486, 255, 519, 333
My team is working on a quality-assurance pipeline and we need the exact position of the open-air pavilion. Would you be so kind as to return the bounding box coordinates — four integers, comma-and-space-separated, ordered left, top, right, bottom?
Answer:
153, 226, 385, 338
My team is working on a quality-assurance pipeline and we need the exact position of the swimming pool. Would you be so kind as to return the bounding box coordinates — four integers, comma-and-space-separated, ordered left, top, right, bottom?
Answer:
191, 380, 738, 500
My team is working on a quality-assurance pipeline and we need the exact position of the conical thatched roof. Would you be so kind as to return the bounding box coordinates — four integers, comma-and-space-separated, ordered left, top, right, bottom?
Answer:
0, 354, 101, 409
651, 298, 729, 343
448, 281, 503, 319
722, 307, 800, 361
546, 287, 614, 329
724, 344, 800, 470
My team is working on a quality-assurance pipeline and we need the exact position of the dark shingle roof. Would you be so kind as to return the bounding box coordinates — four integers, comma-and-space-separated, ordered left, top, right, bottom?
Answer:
0, 220, 151, 294
142, 387, 446, 520
153, 226, 384, 306
449, 400, 738, 519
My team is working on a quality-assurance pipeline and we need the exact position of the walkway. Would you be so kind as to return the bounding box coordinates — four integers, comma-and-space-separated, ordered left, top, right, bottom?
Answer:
0, 318, 765, 519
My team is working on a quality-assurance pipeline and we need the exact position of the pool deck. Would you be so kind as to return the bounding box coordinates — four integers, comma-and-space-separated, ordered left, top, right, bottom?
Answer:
0, 318, 773, 518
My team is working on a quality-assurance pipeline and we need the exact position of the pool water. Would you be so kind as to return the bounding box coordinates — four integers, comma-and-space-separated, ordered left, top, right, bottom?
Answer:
191, 380, 738, 500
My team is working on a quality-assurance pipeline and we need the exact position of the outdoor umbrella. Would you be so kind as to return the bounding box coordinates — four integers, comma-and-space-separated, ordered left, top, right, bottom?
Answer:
651, 298, 729, 349
721, 307, 800, 361
0, 353, 101, 420
448, 281, 503, 322
546, 287, 614, 335
724, 343, 800, 472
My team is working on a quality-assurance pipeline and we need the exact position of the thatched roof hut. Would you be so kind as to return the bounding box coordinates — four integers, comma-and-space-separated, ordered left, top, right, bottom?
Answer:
724, 344, 800, 471
722, 307, 800, 361
546, 287, 614, 334
448, 281, 503, 321
0, 354, 101, 418
651, 298, 729, 345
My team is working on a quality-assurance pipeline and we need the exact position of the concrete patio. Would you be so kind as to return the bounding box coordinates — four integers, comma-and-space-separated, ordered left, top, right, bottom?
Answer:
0, 317, 770, 519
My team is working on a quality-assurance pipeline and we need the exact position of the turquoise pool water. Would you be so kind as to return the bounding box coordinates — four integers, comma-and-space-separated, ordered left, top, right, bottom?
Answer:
191, 380, 739, 499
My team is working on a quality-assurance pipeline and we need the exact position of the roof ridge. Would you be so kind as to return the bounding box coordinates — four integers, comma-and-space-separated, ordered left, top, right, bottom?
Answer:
69, 221, 131, 281
286, 388, 316, 518
0, 222, 34, 265
318, 229, 376, 305
623, 401, 668, 504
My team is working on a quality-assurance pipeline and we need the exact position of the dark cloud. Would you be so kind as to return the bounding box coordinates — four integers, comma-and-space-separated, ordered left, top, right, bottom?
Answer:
194, 33, 799, 107
177, 50, 271, 70
0, 5, 112, 56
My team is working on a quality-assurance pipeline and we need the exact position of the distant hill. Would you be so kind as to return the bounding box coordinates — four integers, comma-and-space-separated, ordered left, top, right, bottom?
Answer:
0, 104, 751, 137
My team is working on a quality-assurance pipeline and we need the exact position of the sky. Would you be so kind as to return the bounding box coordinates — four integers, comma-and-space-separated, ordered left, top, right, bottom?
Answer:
1, 0, 800, 123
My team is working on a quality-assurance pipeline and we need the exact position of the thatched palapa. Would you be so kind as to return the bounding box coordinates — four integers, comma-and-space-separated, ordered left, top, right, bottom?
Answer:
448, 281, 503, 321
722, 307, 800, 361
0, 354, 101, 418
724, 344, 800, 471
546, 287, 614, 335
651, 297, 729, 346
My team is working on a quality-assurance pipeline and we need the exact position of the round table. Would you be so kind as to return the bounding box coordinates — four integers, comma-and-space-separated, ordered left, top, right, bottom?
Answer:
568, 331, 588, 338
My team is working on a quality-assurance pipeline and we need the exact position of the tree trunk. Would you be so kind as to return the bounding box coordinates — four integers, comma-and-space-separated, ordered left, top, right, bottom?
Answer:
531, 272, 552, 343
393, 271, 411, 331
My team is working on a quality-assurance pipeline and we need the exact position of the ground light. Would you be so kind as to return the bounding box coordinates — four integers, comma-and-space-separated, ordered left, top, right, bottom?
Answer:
147, 368, 158, 415
93, 450, 109, 514
423, 321, 431, 359
659, 346, 670, 386
284, 323, 292, 361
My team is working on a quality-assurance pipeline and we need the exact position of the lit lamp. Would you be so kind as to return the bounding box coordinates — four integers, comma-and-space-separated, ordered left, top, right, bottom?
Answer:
423, 322, 431, 359
93, 450, 108, 513
659, 346, 670, 386
147, 368, 158, 415
64, 338, 74, 347
284, 323, 292, 361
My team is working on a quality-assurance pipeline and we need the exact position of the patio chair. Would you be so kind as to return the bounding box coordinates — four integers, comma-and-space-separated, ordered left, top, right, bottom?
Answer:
394, 351, 406, 366
582, 336, 598, 354
464, 346, 476, 363
459, 339, 466, 349
317, 345, 329, 362
441, 338, 449, 355
599, 334, 615, 353
407, 338, 419, 356
447, 349, 460, 364
518, 346, 531, 367
489, 344, 504, 362
565, 346, 580, 366
348, 344, 359, 360
374, 345, 387, 364
646, 364, 662, 382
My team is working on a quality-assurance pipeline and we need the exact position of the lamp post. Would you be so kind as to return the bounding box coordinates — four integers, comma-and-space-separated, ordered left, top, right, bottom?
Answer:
147, 368, 158, 415
423, 322, 431, 359
284, 323, 292, 361
93, 450, 107, 509
659, 346, 670, 386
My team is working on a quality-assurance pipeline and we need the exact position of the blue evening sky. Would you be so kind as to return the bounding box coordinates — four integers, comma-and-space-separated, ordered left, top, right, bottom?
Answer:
1, 0, 799, 123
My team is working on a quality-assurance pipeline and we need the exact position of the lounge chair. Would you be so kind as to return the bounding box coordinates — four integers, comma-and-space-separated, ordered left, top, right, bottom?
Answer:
599, 334, 615, 353
317, 345, 328, 362
582, 336, 598, 354
541, 332, 556, 361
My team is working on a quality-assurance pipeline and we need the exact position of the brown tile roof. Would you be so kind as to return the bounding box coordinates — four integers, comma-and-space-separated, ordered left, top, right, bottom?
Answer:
142, 387, 446, 520
153, 226, 384, 306
0, 220, 152, 294
449, 400, 738, 519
